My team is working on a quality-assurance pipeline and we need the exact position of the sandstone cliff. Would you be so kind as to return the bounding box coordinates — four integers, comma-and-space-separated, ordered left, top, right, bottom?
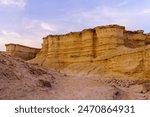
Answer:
27, 24, 150, 79
5, 43, 40, 60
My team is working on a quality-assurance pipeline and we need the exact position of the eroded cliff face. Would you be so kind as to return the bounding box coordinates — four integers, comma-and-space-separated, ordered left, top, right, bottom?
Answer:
14, 24, 150, 79
5, 44, 40, 60
29, 25, 125, 65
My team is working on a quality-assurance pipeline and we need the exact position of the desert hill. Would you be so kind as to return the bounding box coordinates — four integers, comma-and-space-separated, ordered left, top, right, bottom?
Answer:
0, 52, 57, 99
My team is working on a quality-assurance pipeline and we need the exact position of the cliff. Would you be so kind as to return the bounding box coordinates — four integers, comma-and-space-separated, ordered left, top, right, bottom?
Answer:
29, 25, 124, 65
27, 24, 150, 79
5, 44, 40, 60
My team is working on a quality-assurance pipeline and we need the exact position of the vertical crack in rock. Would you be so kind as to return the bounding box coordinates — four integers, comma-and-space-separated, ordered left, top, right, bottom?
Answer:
92, 29, 97, 58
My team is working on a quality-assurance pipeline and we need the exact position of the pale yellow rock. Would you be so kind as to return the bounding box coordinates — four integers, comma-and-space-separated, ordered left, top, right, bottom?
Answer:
6, 24, 150, 79
5, 43, 40, 60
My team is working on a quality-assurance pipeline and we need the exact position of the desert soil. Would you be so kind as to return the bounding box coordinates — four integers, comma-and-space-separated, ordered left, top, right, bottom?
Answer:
0, 52, 150, 100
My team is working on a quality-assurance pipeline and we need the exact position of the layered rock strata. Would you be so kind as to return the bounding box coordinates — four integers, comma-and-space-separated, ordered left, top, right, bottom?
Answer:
30, 25, 125, 66
7, 24, 150, 78
5, 44, 40, 60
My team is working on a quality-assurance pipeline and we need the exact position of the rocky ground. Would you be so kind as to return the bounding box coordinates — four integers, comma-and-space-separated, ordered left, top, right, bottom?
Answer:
0, 52, 56, 99
0, 52, 150, 100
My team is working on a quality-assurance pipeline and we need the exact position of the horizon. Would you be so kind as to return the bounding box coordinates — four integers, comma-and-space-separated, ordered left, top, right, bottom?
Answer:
0, 0, 150, 51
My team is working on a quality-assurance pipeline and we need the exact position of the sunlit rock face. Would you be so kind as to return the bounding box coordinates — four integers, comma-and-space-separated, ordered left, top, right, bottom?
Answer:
6, 24, 150, 79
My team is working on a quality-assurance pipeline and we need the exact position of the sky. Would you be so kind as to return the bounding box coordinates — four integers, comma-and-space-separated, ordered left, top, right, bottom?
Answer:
0, 0, 150, 50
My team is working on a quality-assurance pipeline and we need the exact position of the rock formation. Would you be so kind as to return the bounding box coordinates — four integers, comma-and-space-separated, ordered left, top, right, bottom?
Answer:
5, 43, 40, 60
3, 24, 150, 99
25, 24, 150, 79
4, 24, 150, 79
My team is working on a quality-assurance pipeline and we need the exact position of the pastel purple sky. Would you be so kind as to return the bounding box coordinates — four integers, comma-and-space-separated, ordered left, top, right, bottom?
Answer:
0, 0, 150, 50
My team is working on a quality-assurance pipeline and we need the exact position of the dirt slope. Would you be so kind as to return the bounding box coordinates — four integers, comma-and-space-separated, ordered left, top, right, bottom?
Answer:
51, 72, 150, 100
0, 52, 59, 99
0, 52, 150, 100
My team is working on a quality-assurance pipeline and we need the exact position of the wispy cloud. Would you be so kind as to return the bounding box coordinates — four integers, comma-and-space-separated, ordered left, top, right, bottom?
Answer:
139, 9, 150, 15
0, 0, 27, 8
64, 5, 150, 32
0, 30, 21, 50
1, 30, 21, 37
24, 19, 39, 29
0, 0, 150, 51
23, 19, 56, 32
117, 0, 129, 7
0, 18, 58, 51
0, 29, 42, 51
40, 23, 56, 31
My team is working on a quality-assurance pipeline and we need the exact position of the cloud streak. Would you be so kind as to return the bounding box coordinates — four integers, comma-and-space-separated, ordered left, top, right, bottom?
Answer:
0, 0, 150, 51
23, 19, 56, 32
117, 0, 129, 7
1, 30, 21, 37
0, 30, 22, 50
0, 28, 42, 51
64, 5, 150, 32
0, 0, 27, 8
139, 9, 150, 15
40, 23, 56, 31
